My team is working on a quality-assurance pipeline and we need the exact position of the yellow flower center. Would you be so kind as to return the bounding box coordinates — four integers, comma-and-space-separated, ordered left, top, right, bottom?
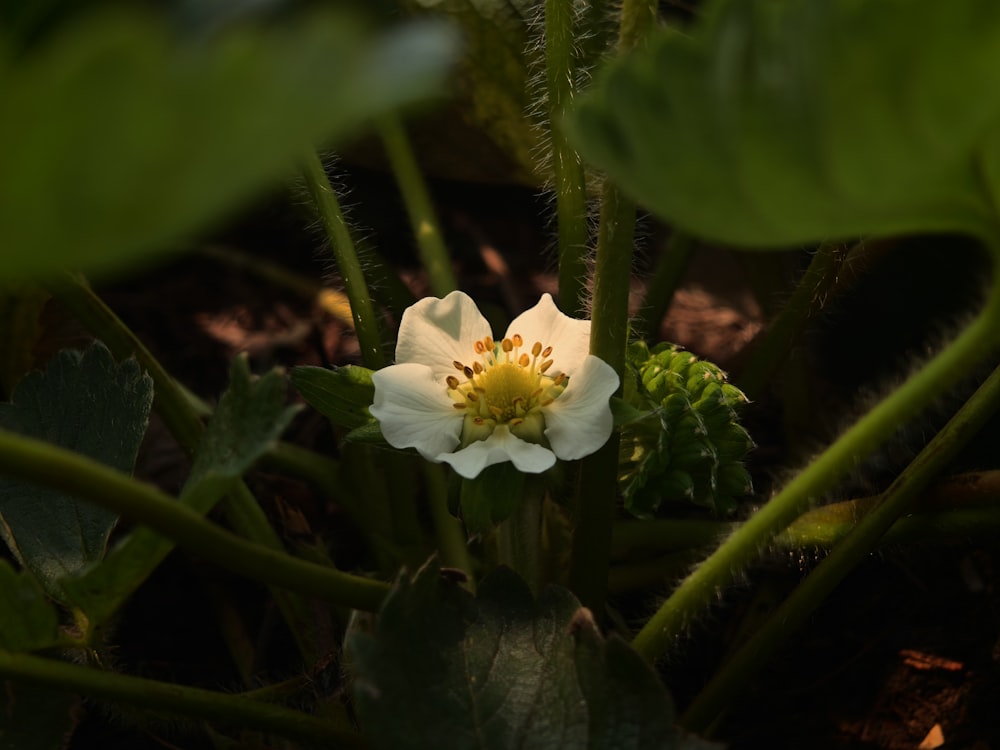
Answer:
446, 333, 567, 443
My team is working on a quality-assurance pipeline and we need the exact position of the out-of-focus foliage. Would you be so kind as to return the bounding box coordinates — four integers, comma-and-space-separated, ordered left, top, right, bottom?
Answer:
567, 0, 1000, 246
0, 7, 457, 279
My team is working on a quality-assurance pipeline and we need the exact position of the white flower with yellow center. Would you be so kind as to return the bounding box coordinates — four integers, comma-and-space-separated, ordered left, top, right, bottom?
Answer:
370, 291, 619, 479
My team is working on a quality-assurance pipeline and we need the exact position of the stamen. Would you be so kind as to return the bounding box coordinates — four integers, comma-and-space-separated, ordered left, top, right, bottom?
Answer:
474, 340, 486, 354
453, 403, 467, 410
453, 360, 465, 371
510, 418, 524, 426
512, 334, 523, 347
540, 398, 554, 407
484, 336, 495, 351
518, 354, 530, 367
463, 366, 474, 379
472, 362, 484, 374
532, 342, 542, 357
542, 346, 553, 358
446, 375, 460, 389
467, 392, 479, 402
539, 359, 554, 373
488, 406, 503, 418
501, 338, 513, 353
553, 373, 567, 386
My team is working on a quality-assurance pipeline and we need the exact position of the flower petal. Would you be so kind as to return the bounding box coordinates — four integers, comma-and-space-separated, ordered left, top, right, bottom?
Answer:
394, 291, 492, 382
544, 355, 619, 460
370, 363, 462, 460
439, 424, 556, 479
505, 293, 590, 377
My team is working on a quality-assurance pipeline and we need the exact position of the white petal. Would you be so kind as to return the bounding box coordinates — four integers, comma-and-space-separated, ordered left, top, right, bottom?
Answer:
394, 291, 492, 382
438, 424, 556, 479
370, 363, 462, 460
505, 293, 590, 377
544, 355, 619, 460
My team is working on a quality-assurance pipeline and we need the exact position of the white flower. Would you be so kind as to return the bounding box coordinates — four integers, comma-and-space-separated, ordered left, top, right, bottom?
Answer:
370, 291, 619, 479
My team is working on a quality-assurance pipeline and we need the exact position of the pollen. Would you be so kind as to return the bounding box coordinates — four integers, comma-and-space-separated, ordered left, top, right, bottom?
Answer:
444, 330, 569, 430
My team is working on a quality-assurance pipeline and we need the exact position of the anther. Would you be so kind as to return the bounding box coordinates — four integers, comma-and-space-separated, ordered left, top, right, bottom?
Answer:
474, 340, 486, 354
472, 362, 484, 374
542, 346, 553, 358
453, 361, 465, 371
512, 334, 523, 347
446, 375, 460, 389
539, 359, 554, 373
463, 366, 474, 379
488, 406, 504, 418
510, 418, 524, 426
553, 373, 567, 386
532, 342, 542, 357
453, 403, 467, 410
467, 392, 479, 402
518, 354, 530, 367
502, 338, 513, 353
484, 336, 495, 350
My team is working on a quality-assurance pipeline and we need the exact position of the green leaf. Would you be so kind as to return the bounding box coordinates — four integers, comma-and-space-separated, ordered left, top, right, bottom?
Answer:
0, 560, 60, 652
350, 560, 709, 750
0, 679, 79, 750
60, 356, 300, 626
0, 9, 458, 279
0, 343, 152, 599
291, 365, 376, 431
567, 0, 1000, 246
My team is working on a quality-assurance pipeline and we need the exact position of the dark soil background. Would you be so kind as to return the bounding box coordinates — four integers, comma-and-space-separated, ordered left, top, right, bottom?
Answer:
46, 164, 1000, 749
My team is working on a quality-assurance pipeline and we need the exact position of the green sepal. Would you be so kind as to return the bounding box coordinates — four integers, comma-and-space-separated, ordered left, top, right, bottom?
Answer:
459, 462, 525, 534
344, 420, 390, 446
292, 364, 376, 430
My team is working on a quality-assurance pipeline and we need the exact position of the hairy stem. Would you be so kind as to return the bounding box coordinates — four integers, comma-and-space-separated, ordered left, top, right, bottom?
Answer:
0, 429, 389, 612
0, 650, 366, 747
568, 0, 657, 614
301, 150, 386, 369
681, 356, 1000, 730
631, 243, 1000, 661
545, 0, 590, 316
379, 117, 457, 297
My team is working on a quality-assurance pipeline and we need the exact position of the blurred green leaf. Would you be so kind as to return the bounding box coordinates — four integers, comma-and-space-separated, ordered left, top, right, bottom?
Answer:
292, 365, 375, 431
0, 9, 458, 278
350, 560, 711, 750
61, 356, 299, 626
0, 343, 152, 600
567, 0, 1000, 246
0, 560, 60, 651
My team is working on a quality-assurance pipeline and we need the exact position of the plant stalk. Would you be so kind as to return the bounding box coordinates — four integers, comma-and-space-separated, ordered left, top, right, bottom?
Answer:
0, 650, 366, 747
681, 356, 1000, 731
631, 245, 1000, 661
0, 428, 389, 612
301, 150, 386, 369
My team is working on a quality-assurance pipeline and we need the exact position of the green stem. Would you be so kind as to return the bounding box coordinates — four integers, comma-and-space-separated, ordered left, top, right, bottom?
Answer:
567, 0, 657, 613
680, 357, 1000, 731
0, 428, 389, 612
569, 181, 635, 612
634, 231, 697, 341
301, 150, 386, 369
425, 463, 474, 584
497, 480, 545, 594
544, 0, 590, 316
0, 650, 366, 747
631, 244, 1000, 662
737, 242, 845, 400
378, 117, 457, 297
